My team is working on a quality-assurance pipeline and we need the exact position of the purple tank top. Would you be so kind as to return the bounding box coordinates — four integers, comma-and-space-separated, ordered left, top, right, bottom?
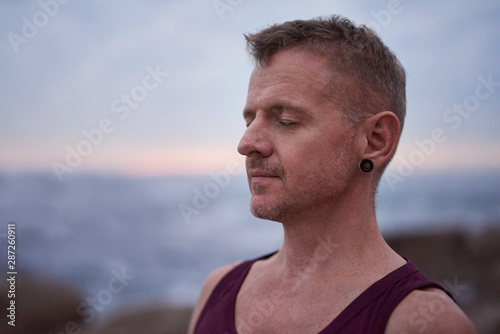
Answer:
194, 252, 453, 333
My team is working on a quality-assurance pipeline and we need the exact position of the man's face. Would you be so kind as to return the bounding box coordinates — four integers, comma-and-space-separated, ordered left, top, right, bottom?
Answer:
237, 48, 359, 222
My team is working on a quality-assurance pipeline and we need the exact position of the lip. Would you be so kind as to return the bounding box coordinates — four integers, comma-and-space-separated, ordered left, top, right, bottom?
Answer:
248, 169, 279, 180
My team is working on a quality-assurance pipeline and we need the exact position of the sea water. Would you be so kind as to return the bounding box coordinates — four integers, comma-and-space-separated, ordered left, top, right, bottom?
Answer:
0, 170, 498, 314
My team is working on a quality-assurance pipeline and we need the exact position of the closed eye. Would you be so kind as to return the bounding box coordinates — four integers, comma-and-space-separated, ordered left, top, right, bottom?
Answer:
279, 120, 297, 126
243, 109, 255, 128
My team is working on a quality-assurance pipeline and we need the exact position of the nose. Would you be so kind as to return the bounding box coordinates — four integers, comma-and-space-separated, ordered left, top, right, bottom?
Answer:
237, 116, 272, 157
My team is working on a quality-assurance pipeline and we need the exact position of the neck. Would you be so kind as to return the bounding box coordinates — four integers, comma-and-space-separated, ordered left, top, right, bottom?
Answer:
272, 186, 402, 278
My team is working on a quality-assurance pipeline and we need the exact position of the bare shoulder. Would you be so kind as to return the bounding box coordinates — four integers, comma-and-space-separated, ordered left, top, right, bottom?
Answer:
385, 287, 477, 334
187, 261, 242, 334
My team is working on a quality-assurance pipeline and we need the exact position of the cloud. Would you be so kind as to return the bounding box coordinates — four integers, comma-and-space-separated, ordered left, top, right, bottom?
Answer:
1, 0, 499, 175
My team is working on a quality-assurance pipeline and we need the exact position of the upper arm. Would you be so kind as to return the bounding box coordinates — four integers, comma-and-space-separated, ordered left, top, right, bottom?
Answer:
187, 262, 241, 334
385, 287, 477, 334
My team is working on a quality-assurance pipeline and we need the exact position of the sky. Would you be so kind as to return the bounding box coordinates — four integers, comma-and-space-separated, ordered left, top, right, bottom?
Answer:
1, 0, 500, 178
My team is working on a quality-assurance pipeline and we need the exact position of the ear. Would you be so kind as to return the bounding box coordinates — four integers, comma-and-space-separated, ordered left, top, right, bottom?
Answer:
360, 111, 401, 169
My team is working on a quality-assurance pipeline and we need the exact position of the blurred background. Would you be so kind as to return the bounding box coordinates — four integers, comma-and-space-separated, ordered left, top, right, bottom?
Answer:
1, 0, 499, 333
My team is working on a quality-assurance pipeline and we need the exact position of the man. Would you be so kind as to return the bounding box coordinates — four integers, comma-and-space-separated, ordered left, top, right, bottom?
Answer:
188, 15, 476, 333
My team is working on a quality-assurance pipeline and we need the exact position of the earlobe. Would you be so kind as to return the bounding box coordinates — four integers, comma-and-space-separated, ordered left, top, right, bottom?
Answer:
362, 111, 401, 168
360, 159, 374, 172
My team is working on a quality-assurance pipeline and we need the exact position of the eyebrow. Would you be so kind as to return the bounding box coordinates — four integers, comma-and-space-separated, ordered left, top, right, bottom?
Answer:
243, 103, 307, 119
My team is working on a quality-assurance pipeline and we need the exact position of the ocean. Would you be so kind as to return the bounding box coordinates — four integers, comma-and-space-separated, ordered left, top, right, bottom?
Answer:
0, 170, 499, 317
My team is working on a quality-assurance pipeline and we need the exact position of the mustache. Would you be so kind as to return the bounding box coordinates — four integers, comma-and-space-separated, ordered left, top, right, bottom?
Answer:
246, 158, 285, 178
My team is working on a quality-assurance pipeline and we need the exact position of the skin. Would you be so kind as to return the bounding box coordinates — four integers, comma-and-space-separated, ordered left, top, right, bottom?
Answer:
188, 48, 477, 334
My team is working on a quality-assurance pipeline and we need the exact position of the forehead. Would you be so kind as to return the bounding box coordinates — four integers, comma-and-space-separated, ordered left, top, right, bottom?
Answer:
246, 48, 334, 110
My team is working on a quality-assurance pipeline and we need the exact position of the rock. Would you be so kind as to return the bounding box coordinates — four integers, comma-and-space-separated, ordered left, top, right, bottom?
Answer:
92, 305, 192, 334
386, 227, 500, 334
0, 273, 84, 333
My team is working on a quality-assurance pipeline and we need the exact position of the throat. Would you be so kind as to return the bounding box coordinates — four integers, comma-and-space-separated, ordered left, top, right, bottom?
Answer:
234, 251, 403, 334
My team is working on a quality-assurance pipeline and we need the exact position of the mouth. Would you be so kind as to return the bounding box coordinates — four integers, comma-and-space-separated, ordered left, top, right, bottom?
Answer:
248, 169, 280, 183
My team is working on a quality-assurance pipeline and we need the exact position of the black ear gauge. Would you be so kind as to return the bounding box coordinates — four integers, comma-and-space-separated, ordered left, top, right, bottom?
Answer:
360, 159, 373, 172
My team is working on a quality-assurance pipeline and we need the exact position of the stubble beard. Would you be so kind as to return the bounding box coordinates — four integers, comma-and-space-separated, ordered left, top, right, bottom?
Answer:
248, 143, 355, 223
250, 189, 288, 222
247, 158, 288, 222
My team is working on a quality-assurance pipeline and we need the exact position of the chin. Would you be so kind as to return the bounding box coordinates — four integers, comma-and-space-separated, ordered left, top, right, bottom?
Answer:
250, 207, 282, 222
250, 197, 287, 222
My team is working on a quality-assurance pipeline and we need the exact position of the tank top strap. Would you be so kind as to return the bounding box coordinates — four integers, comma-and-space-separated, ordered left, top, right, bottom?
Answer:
320, 260, 453, 334
195, 252, 277, 333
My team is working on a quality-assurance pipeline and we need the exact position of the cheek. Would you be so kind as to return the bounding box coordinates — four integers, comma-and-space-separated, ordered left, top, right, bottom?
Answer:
289, 136, 340, 163
296, 137, 355, 176
276, 126, 355, 176
279, 143, 331, 179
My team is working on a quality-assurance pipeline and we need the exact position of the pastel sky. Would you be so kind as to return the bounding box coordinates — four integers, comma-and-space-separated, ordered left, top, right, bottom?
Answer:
1, 0, 499, 177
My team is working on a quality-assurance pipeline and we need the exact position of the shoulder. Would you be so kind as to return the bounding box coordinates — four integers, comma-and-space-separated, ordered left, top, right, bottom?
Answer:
385, 287, 477, 334
187, 261, 242, 334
